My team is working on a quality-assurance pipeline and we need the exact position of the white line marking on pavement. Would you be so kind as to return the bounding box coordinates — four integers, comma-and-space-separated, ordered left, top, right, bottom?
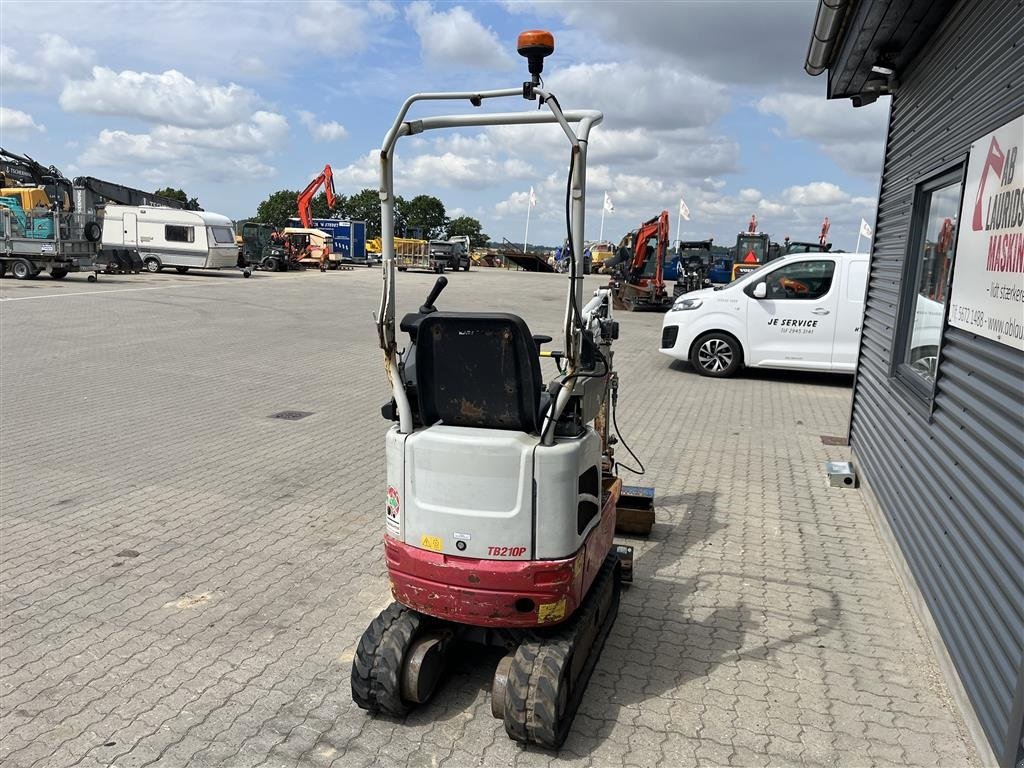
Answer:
0, 282, 243, 302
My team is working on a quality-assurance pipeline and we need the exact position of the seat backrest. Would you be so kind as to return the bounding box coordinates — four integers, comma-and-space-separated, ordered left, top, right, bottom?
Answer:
415, 312, 543, 433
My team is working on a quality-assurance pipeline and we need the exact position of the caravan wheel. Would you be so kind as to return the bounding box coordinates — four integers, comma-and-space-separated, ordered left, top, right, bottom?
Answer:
144, 257, 162, 273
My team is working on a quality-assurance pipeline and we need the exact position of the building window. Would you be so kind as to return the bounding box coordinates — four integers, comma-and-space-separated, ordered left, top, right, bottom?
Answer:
165, 225, 195, 243
895, 167, 964, 400
761, 259, 836, 300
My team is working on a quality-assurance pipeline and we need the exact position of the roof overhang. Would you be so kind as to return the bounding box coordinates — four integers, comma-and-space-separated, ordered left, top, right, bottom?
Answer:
805, 0, 957, 105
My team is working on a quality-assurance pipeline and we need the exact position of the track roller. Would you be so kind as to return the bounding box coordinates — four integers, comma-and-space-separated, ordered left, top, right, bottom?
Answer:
351, 602, 451, 717
493, 553, 621, 748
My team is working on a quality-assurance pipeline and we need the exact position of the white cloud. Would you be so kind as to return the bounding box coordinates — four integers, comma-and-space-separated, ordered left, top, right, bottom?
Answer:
505, 1, 819, 90
0, 107, 45, 135
1, 46, 47, 87
1, 34, 93, 89
79, 110, 287, 182
783, 181, 850, 207
298, 111, 349, 142
150, 111, 289, 152
296, 1, 374, 55
367, 0, 397, 20
60, 67, 257, 128
757, 93, 888, 176
40, 34, 93, 73
406, 2, 515, 70
548, 62, 728, 131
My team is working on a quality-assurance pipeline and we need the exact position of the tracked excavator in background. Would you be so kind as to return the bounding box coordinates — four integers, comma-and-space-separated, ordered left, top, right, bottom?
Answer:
608, 209, 673, 312
297, 164, 336, 229
351, 30, 644, 749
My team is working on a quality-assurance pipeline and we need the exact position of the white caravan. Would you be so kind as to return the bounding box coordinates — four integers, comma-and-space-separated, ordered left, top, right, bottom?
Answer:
661, 251, 889, 377
100, 205, 241, 274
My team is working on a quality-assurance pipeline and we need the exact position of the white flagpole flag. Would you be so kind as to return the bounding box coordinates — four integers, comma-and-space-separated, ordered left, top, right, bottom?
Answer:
856, 218, 872, 253
523, 187, 535, 253
600, 191, 613, 241
679, 197, 690, 221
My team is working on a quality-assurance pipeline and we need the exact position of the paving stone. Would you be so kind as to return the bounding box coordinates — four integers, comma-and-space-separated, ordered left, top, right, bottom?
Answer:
0, 269, 979, 767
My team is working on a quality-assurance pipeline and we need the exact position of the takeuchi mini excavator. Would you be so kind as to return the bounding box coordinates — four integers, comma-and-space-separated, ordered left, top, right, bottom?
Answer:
609, 209, 673, 311
351, 30, 636, 749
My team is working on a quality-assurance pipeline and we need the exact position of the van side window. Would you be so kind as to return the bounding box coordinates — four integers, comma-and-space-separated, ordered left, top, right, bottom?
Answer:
847, 261, 868, 302
165, 225, 194, 243
763, 260, 836, 300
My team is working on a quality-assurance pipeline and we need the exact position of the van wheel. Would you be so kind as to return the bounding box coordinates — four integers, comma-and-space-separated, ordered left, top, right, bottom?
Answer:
175, 266, 190, 274
690, 332, 742, 378
11, 260, 34, 280
144, 257, 161, 273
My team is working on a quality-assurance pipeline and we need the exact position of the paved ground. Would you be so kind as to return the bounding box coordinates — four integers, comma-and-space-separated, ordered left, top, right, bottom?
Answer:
1, 267, 976, 767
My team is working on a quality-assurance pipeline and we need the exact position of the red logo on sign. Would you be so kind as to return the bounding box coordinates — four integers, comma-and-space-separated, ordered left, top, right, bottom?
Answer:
973, 136, 1006, 231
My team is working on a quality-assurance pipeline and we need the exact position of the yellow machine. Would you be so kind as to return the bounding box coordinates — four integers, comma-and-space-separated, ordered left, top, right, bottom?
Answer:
1, 186, 51, 213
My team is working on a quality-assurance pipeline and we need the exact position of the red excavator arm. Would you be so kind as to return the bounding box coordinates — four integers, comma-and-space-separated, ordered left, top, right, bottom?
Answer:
297, 164, 336, 228
628, 210, 670, 291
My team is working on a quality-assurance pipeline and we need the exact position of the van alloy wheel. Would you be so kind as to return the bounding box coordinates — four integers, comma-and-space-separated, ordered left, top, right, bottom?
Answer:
697, 338, 732, 372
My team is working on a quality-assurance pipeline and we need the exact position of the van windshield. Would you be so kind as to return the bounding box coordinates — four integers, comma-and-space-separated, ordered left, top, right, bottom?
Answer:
209, 226, 235, 244
727, 260, 773, 285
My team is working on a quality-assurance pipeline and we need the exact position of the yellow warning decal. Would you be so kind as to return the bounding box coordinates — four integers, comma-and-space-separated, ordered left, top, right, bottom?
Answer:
420, 535, 443, 552
537, 598, 566, 624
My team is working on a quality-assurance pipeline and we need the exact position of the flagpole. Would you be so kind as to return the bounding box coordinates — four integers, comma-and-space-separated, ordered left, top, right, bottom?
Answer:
855, 231, 862, 254
676, 209, 682, 244
523, 200, 532, 254
599, 204, 606, 242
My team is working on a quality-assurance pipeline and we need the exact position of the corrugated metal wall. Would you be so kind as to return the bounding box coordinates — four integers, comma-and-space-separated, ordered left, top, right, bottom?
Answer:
850, 1, 1024, 766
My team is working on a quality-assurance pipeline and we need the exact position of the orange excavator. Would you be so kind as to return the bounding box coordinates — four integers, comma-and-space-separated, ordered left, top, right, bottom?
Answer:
608, 210, 672, 312
297, 164, 336, 228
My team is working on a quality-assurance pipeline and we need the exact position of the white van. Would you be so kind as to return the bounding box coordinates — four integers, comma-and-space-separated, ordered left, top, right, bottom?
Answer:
660, 252, 874, 377
101, 205, 242, 274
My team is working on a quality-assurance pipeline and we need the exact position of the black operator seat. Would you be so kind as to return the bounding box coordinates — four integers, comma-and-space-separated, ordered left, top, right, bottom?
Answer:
415, 313, 546, 434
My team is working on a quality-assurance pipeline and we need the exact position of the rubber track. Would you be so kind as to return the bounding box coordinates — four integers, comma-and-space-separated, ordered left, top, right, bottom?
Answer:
351, 601, 429, 717
503, 554, 621, 748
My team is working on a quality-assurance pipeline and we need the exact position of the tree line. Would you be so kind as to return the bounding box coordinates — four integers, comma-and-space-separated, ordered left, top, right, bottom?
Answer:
153, 186, 491, 249
254, 188, 490, 248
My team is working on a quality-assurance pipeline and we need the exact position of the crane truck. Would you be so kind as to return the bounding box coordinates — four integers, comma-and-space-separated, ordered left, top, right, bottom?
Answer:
0, 148, 102, 280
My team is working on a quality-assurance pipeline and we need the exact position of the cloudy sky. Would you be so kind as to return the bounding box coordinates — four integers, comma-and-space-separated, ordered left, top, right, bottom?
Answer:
0, 0, 888, 249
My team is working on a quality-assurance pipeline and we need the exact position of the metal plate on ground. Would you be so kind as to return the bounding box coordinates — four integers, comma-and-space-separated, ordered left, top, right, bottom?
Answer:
269, 411, 313, 421
820, 435, 849, 446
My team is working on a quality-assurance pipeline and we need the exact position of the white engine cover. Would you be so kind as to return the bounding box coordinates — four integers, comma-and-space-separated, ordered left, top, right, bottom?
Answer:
385, 424, 600, 561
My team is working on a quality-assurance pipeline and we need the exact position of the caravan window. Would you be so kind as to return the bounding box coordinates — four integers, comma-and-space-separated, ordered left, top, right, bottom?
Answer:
165, 225, 195, 243
209, 226, 235, 244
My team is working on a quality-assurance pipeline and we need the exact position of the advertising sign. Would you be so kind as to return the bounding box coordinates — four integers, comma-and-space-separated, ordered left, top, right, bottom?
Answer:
948, 114, 1024, 349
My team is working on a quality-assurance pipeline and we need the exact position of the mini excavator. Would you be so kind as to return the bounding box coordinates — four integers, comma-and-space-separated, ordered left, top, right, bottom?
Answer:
351, 30, 638, 748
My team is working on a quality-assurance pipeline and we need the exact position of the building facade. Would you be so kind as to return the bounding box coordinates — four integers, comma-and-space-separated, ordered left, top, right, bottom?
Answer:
806, 1, 1024, 766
